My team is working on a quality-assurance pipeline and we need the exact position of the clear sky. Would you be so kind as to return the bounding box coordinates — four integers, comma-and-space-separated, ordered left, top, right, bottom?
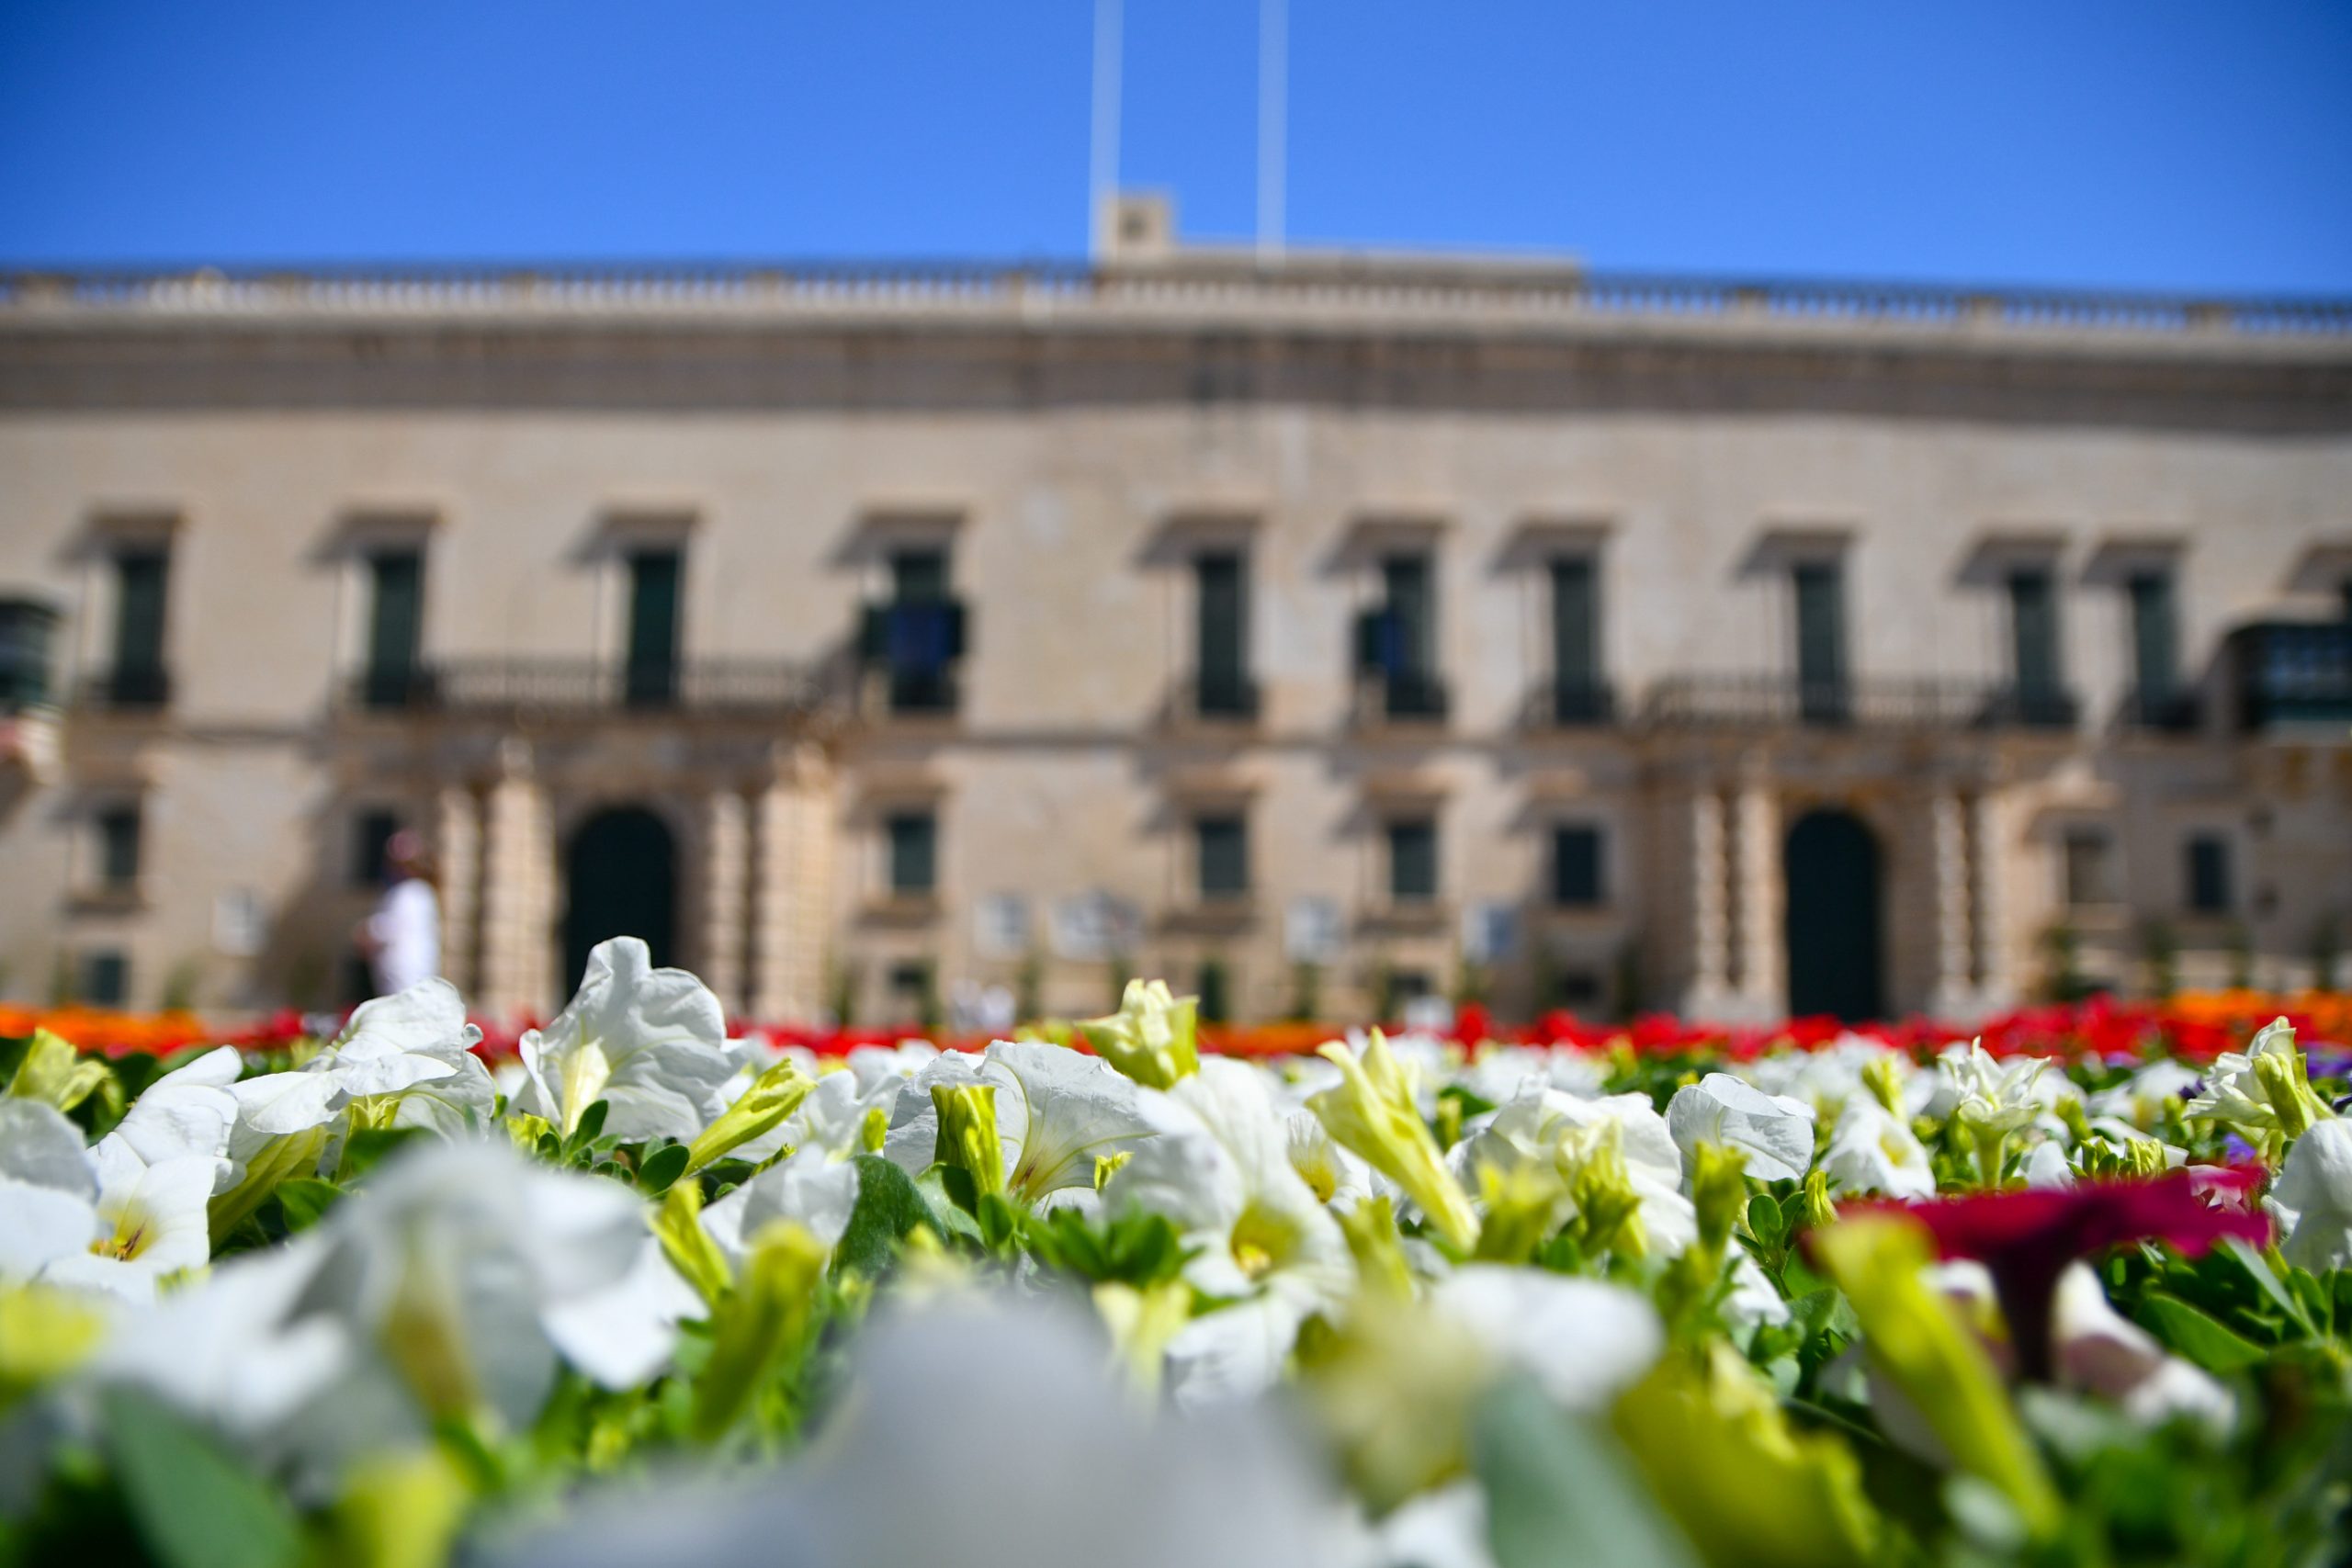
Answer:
3, 0, 2348, 292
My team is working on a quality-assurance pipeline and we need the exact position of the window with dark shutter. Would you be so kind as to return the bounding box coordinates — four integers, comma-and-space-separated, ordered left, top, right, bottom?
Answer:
112, 548, 170, 706
888, 811, 937, 895
1194, 551, 1250, 716
1552, 824, 1604, 908
1550, 556, 1601, 721
1793, 560, 1847, 722
1388, 818, 1437, 902
0, 598, 57, 711
2186, 834, 2231, 914
2127, 570, 2177, 711
352, 808, 401, 887
81, 951, 130, 1007
1196, 815, 1249, 898
96, 803, 141, 889
2008, 567, 2063, 712
364, 550, 424, 707
625, 549, 682, 705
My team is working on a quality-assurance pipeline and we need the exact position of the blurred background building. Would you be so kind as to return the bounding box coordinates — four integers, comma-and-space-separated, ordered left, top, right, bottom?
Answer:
1, 195, 2348, 1024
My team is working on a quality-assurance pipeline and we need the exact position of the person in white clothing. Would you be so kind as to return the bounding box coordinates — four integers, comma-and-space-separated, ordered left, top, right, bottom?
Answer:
355, 829, 441, 996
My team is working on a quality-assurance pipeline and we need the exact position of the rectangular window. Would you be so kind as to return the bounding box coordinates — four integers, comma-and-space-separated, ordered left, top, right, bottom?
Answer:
2127, 569, 2177, 715
1356, 552, 1442, 718
1196, 814, 1249, 899
1552, 825, 1604, 908
351, 808, 401, 887
887, 810, 937, 896
1792, 559, 1847, 721
2185, 833, 2232, 915
0, 598, 58, 710
111, 547, 170, 706
1550, 555, 1602, 721
96, 802, 141, 889
1387, 818, 1438, 903
2062, 828, 2114, 908
2007, 566, 2064, 715
871, 547, 963, 714
80, 950, 129, 1007
363, 549, 424, 707
1193, 550, 1250, 716
625, 548, 682, 705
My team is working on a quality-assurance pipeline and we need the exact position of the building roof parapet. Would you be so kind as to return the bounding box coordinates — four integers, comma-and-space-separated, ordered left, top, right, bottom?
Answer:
5, 260, 2346, 351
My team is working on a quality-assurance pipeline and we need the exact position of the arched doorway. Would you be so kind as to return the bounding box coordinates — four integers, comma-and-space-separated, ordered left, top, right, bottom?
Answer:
564, 806, 676, 993
1783, 807, 1884, 1021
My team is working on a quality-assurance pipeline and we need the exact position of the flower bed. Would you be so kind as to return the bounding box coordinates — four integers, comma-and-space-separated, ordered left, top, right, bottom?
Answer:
4, 955, 2351, 1567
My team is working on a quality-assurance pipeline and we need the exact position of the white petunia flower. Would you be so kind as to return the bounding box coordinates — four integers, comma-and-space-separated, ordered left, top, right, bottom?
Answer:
1282, 1109, 1376, 1209
1820, 1096, 1935, 1200
884, 1041, 1155, 1206
234, 979, 492, 1150
697, 1146, 863, 1269
1109, 1060, 1352, 1404
1939, 1041, 2051, 1137
512, 937, 737, 1143
1457, 1086, 1696, 1256
2274, 1118, 2352, 1272
1429, 1265, 1663, 1410
0, 1098, 223, 1304
1666, 1072, 1817, 1183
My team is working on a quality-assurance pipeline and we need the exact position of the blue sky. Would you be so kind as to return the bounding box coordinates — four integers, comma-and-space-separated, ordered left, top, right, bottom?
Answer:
3, 0, 2348, 291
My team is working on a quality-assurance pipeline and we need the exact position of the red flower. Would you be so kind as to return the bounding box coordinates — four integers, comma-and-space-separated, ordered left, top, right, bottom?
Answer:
1879, 1173, 2269, 1381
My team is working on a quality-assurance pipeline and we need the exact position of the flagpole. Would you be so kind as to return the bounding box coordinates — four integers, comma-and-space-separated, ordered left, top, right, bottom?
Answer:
1257, 0, 1286, 263
1090, 0, 1124, 256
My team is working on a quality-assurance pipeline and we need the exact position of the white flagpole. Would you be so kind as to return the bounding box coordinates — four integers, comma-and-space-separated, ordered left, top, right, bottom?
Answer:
1257, 0, 1286, 262
1090, 0, 1124, 256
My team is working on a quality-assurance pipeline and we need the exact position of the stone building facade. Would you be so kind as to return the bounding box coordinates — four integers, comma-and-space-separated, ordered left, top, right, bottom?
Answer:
3, 216, 2349, 1025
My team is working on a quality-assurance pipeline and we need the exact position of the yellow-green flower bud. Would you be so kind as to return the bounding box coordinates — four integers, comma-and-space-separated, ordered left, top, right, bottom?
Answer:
932, 1082, 1006, 1198
691, 1221, 830, 1443
1801, 1168, 1838, 1233
860, 1104, 888, 1153
2254, 1047, 2333, 1141
1473, 1160, 1570, 1265
1690, 1142, 1749, 1260
328, 1450, 469, 1568
1859, 1056, 1905, 1117
1336, 1194, 1417, 1300
654, 1181, 732, 1309
685, 1059, 816, 1175
207, 1122, 330, 1246
1079, 978, 1200, 1089
1558, 1121, 1646, 1258
505, 1111, 556, 1152
0, 1287, 107, 1413
1093, 1279, 1193, 1401
1309, 1033, 1480, 1252
4, 1030, 113, 1114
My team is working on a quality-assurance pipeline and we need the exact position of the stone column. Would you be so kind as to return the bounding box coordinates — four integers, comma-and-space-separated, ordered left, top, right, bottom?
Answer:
1732, 777, 1783, 1018
434, 784, 481, 996
1927, 789, 1973, 1018
1685, 785, 1732, 1015
1971, 790, 2015, 1008
750, 744, 836, 1023
699, 788, 750, 1015
478, 740, 556, 1020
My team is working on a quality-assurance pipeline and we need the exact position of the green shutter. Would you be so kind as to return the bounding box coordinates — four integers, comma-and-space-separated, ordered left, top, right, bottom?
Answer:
1196, 552, 1247, 703
2128, 570, 2176, 703
626, 550, 682, 703
889, 811, 937, 895
1793, 561, 1846, 705
1382, 555, 1433, 677
1550, 556, 1597, 692
2008, 568, 2061, 698
1197, 815, 1249, 897
1553, 825, 1603, 908
114, 549, 169, 686
1388, 818, 1438, 902
366, 551, 423, 702
891, 547, 948, 604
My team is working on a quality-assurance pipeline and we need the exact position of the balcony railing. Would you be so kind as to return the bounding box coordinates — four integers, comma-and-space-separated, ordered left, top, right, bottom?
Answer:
2230, 622, 2352, 728
1355, 670, 1449, 726
338, 659, 832, 717
1176, 673, 1261, 724
74, 666, 173, 713
2112, 684, 2202, 735
1645, 675, 2079, 732
1523, 679, 1619, 728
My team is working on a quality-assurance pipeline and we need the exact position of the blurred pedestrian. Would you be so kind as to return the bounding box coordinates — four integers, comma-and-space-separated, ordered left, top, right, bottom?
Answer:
355, 828, 440, 996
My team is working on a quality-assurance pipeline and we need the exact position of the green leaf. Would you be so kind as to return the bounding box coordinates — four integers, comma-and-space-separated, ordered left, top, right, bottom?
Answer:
832, 1155, 945, 1280
271, 1179, 342, 1234
2219, 1238, 2315, 1337
567, 1098, 610, 1155
1747, 1193, 1788, 1250
1472, 1382, 1699, 1568
340, 1126, 425, 1180
637, 1142, 690, 1195
2138, 1291, 2268, 1373
100, 1388, 304, 1568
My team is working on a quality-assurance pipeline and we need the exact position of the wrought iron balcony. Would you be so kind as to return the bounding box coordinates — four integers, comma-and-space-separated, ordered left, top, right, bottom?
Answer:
338, 659, 832, 717
2112, 683, 2202, 734
1523, 678, 1618, 728
74, 666, 173, 712
1645, 674, 2080, 732
2229, 621, 2352, 728
1354, 670, 1449, 726
1175, 672, 1261, 724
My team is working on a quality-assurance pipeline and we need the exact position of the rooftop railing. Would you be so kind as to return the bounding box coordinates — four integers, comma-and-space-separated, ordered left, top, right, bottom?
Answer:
6, 262, 2346, 339
337, 659, 835, 718
1645, 675, 2080, 732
